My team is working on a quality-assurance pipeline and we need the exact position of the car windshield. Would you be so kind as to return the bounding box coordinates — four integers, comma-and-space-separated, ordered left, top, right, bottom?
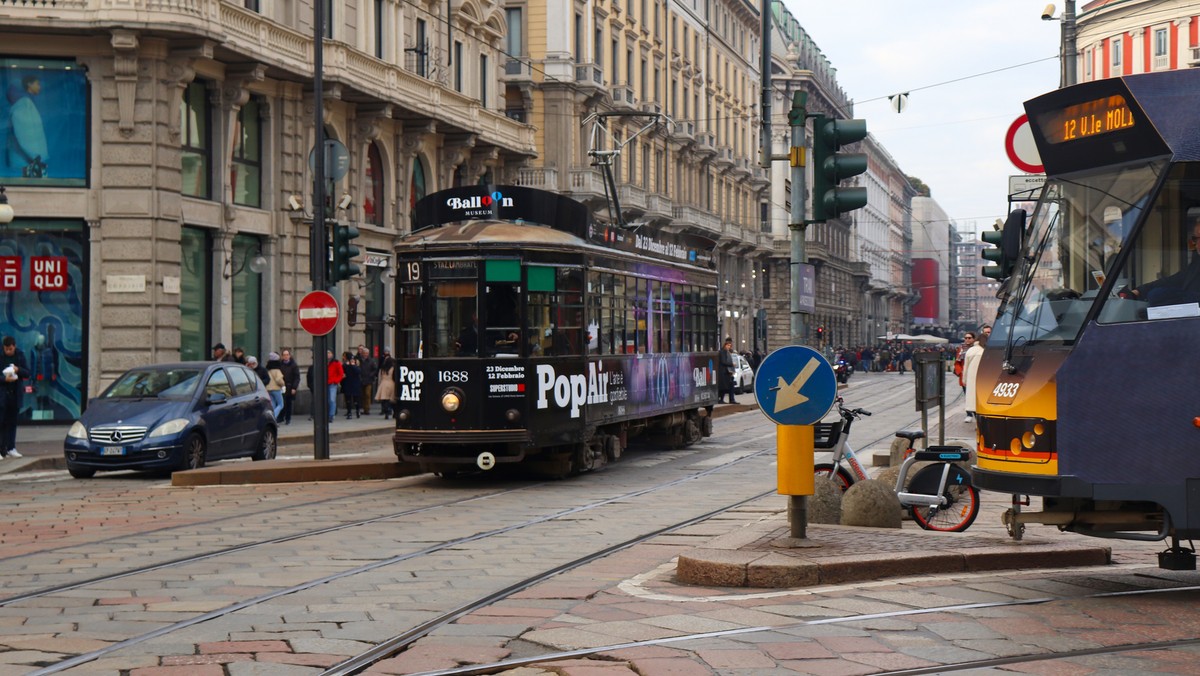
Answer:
102, 368, 203, 400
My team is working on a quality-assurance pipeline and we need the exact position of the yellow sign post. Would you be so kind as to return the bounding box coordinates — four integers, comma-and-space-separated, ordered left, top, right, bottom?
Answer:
776, 424, 814, 496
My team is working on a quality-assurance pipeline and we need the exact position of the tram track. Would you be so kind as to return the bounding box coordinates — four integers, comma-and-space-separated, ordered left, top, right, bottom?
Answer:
392, 576, 1200, 676
23, 445, 778, 674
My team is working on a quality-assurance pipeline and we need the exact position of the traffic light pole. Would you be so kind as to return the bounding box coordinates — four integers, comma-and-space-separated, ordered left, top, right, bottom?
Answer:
787, 91, 809, 539
311, 0, 330, 460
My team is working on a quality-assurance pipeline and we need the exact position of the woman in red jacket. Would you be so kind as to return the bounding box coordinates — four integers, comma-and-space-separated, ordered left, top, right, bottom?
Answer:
325, 350, 344, 422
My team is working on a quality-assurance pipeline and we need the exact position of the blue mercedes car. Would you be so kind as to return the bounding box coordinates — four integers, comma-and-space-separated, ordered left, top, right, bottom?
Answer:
64, 361, 277, 478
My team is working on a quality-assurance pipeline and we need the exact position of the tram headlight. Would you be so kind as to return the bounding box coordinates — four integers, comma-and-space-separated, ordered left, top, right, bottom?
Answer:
397, 409, 411, 422
441, 389, 463, 412
505, 408, 520, 422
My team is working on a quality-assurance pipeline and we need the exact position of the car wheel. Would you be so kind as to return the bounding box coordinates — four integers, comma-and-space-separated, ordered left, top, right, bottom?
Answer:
68, 467, 96, 479
179, 433, 206, 471
253, 427, 277, 461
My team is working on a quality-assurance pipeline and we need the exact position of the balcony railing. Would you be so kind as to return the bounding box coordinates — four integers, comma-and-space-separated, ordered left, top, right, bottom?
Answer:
517, 167, 558, 189
575, 62, 604, 85
673, 205, 720, 236
503, 57, 532, 80
610, 83, 638, 108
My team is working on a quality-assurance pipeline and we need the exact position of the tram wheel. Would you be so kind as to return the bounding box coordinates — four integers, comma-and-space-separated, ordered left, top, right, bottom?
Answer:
682, 418, 702, 447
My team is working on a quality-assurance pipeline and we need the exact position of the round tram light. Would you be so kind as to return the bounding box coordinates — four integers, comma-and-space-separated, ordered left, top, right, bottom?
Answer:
442, 390, 462, 412
505, 408, 520, 422
1022, 432, 1036, 449
1010, 437, 1022, 455
397, 409, 411, 422
1193, 417, 1200, 429
1033, 422, 1045, 435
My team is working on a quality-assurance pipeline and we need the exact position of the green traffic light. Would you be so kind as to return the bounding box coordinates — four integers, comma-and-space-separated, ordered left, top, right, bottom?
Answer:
332, 224, 362, 282
810, 115, 869, 222
980, 230, 1010, 280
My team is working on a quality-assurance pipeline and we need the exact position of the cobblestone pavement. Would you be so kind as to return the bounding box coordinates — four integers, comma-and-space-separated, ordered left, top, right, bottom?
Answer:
2, 373, 1196, 675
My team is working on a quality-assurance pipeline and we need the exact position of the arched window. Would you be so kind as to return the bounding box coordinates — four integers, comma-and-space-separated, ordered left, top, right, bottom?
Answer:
364, 142, 384, 226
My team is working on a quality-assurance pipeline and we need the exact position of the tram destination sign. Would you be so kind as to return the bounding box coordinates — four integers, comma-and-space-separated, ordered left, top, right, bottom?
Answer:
589, 224, 716, 270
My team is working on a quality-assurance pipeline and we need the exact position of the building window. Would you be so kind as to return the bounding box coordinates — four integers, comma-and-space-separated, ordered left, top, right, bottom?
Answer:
180, 226, 213, 361
575, 13, 583, 64
244, 0, 259, 11
409, 155, 427, 228
180, 80, 211, 199
480, 54, 488, 104
626, 48, 633, 87
454, 41, 463, 91
231, 97, 262, 208
507, 8, 523, 57
1153, 27, 1168, 69
364, 142, 384, 226
231, 233, 263, 358
414, 19, 428, 77
323, 0, 333, 38
594, 26, 602, 66
1111, 36, 1122, 70
375, 0, 385, 58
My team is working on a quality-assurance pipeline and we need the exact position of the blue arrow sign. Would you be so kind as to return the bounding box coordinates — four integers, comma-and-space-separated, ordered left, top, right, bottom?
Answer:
754, 345, 837, 426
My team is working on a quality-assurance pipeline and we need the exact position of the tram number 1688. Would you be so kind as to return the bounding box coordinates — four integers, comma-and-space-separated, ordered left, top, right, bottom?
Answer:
439, 370, 469, 383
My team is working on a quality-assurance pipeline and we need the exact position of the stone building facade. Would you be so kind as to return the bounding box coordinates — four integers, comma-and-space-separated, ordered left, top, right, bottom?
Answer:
0, 0, 534, 422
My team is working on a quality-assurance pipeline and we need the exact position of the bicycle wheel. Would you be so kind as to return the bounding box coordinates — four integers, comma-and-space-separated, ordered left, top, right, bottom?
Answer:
907, 463, 980, 532
814, 463, 854, 492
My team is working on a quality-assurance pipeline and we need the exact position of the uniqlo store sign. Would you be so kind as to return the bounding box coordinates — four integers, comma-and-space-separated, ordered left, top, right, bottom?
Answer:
0, 256, 69, 291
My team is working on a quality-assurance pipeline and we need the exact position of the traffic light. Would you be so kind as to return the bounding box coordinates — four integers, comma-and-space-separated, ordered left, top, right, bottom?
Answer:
331, 223, 361, 283
810, 114, 868, 222
981, 209, 1026, 280
816, 326, 825, 340
347, 294, 359, 327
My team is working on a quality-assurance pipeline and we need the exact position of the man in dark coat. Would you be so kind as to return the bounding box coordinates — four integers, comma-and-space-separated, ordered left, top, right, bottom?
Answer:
717, 337, 738, 404
0, 336, 30, 458
278, 348, 301, 425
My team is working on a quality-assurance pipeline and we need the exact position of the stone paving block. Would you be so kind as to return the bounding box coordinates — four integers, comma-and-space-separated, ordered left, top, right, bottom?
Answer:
695, 648, 776, 668
776, 657, 883, 675
817, 551, 964, 585
676, 549, 764, 586
227, 662, 323, 676
256, 652, 343, 667
760, 641, 837, 660
626, 656, 712, 676
521, 626, 625, 650
747, 552, 820, 587
288, 637, 373, 655
639, 613, 743, 634
963, 545, 1110, 572
161, 652, 258, 666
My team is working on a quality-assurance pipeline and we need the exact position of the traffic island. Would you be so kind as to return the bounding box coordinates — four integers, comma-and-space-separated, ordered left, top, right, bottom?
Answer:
675, 517, 1112, 589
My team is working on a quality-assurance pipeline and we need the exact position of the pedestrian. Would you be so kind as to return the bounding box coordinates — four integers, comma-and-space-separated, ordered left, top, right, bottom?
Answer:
357, 345, 377, 415
279, 349, 300, 425
265, 352, 285, 420
0, 336, 30, 458
340, 352, 361, 419
212, 342, 236, 362
955, 332, 975, 393
964, 330, 987, 423
246, 354, 268, 385
717, 337, 738, 404
232, 346, 247, 364
326, 350, 344, 422
375, 351, 396, 419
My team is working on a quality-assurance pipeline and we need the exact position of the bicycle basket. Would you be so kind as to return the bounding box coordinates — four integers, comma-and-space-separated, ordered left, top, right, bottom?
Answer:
813, 422, 840, 450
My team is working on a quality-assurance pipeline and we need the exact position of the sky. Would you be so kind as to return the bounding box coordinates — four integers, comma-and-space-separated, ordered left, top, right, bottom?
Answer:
783, 1, 1064, 237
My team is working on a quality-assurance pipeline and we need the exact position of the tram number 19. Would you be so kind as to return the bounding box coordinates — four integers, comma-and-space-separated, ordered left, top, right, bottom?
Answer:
403, 262, 421, 282
991, 382, 1020, 399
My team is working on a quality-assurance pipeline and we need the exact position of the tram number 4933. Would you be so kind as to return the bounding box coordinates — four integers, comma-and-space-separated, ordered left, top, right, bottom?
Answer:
991, 382, 1020, 399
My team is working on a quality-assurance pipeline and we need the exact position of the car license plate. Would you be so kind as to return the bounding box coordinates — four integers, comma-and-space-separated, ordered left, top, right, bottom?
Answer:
101, 446, 126, 456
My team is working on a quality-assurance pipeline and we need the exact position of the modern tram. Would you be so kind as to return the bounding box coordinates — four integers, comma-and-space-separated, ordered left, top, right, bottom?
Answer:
972, 68, 1200, 568
390, 185, 720, 476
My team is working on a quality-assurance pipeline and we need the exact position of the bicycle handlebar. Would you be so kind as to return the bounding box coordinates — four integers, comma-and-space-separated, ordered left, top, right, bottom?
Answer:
835, 398, 872, 418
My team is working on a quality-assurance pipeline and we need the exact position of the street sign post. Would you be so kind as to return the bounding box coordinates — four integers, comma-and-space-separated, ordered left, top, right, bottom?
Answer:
754, 345, 838, 426
754, 346, 838, 502
1005, 114, 1044, 174
298, 290, 339, 336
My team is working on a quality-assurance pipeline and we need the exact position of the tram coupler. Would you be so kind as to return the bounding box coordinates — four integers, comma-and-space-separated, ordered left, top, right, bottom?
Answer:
1159, 539, 1197, 571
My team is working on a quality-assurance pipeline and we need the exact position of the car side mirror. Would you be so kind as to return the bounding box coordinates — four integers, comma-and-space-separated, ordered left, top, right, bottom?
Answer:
205, 392, 228, 406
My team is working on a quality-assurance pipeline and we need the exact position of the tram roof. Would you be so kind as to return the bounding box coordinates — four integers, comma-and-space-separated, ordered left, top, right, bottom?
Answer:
397, 219, 587, 248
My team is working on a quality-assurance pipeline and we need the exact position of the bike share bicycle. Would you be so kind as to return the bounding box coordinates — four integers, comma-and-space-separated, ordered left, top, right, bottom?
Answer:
813, 397, 980, 532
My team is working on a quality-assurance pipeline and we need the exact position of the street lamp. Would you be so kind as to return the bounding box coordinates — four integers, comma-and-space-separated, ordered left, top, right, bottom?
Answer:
1042, 2, 1077, 87
0, 186, 13, 225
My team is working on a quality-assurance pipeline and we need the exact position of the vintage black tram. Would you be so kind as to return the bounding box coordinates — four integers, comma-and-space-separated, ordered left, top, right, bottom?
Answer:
973, 69, 1200, 567
391, 185, 720, 476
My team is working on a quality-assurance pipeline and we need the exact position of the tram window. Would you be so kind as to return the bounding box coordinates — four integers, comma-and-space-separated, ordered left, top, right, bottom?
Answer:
1099, 163, 1200, 324
651, 280, 669, 353
632, 277, 647, 354
527, 289, 552, 356
551, 267, 584, 355
430, 280, 477, 357
610, 274, 627, 354
485, 283, 521, 357
587, 271, 603, 355
399, 285, 423, 358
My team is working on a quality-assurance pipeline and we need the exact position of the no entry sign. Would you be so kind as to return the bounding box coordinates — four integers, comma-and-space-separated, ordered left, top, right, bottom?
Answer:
1005, 114, 1044, 174
298, 290, 339, 336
